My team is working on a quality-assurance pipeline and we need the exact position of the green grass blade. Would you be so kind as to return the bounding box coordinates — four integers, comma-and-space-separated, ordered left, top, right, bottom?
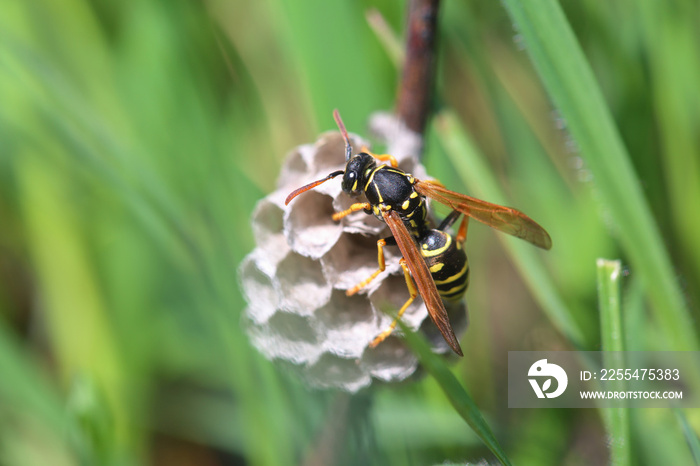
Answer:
597, 259, 631, 466
636, 1, 700, 289
597, 259, 625, 354
675, 409, 700, 466
397, 320, 512, 466
501, 0, 697, 351
0, 319, 65, 431
16, 154, 130, 453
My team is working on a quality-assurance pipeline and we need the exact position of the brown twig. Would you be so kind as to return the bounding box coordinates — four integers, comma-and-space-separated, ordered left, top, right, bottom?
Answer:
395, 0, 441, 137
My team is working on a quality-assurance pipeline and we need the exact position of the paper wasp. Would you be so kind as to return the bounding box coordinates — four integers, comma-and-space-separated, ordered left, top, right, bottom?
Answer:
285, 110, 552, 356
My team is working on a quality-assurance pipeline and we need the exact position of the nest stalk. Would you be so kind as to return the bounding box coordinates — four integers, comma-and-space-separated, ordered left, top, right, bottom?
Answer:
396, 0, 441, 138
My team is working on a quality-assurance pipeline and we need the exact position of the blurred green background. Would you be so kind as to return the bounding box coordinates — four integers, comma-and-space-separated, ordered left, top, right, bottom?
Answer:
1, 0, 699, 465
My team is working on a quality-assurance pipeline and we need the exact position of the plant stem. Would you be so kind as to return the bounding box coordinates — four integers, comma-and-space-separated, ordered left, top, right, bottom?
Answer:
396, 0, 441, 137
597, 259, 631, 466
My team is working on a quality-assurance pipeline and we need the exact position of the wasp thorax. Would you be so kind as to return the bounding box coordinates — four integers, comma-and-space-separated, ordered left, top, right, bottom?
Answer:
341, 153, 376, 196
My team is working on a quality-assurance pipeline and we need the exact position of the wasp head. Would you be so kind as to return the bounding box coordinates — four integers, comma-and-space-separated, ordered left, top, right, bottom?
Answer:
341, 153, 376, 196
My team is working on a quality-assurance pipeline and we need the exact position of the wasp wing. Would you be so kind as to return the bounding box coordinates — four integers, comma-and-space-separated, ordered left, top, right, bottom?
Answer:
383, 210, 463, 356
415, 180, 552, 250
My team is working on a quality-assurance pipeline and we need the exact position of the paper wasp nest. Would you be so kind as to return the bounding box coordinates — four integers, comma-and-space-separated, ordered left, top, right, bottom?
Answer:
240, 113, 467, 392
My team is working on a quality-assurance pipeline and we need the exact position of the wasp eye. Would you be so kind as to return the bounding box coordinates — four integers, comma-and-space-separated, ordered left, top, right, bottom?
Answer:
342, 171, 359, 194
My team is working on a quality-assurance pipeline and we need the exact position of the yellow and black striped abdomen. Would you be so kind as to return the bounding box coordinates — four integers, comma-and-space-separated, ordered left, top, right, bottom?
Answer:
420, 230, 470, 301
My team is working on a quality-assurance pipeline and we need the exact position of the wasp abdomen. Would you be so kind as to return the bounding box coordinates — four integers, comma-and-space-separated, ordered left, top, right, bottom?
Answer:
420, 230, 470, 302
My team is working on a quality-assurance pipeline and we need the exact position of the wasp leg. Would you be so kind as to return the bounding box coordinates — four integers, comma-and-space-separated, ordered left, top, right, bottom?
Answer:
361, 147, 398, 168
456, 215, 469, 244
370, 258, 417, 348
437, 210, 462, 231
332, 202, 371, 221
346, 238, 388, 296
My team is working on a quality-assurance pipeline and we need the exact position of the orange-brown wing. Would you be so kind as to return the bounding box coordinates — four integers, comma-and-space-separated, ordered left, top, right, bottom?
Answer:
383, 210, 463, 356
415, 180, 552, 250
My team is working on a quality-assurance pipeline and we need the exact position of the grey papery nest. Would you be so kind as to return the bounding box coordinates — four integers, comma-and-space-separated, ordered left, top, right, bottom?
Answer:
239, 113, 467, 392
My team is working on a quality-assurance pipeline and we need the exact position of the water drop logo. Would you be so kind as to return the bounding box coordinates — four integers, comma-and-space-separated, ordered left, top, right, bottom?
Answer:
528, 359, 568, 399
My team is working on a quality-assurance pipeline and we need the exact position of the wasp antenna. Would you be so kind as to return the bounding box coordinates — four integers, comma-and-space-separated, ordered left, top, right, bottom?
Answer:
285, 170, 345, 205
333, 109, 353, 161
